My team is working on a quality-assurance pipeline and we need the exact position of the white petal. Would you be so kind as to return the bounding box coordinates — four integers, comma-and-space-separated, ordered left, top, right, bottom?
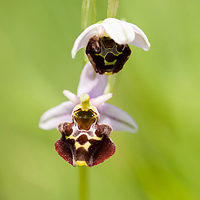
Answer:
71, 23, 100, 59
39, 101, 74, 130
90, 93, 113, 107
102, 18, 135, 44
63, 90, 80, 105
98, 103, 138, 133
77, 62, 108, 98
128, 23, 150, 51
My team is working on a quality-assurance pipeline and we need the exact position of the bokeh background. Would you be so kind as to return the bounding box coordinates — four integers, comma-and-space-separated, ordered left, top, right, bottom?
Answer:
1, 0, 200, 199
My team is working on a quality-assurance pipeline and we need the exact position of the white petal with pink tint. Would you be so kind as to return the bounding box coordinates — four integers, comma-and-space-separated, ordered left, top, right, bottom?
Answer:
39, 101, 74, 130
128, 23, 150, 51
77, 62, 108, 98
63, 90, 80, 105
71, 24, 99, 59
102, 18, 135, 44
91, 93, 113, 107
98, 103, 138, 133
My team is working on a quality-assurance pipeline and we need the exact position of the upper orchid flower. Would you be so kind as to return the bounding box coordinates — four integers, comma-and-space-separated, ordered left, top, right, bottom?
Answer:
71, 18, 150, 75
39, 62, 138, 167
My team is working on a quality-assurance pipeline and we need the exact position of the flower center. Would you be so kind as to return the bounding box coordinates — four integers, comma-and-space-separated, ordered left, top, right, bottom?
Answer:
86, 36, 131, 74
95, 37, 123, 67
74, 109, 97, 130
73, 94, 99, 130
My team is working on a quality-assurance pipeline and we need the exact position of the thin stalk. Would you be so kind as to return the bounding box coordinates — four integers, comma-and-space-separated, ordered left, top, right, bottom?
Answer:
104, 73, 120, 94
79, 0, 96, 198
91, 0, 97, 24
82, 0, 97, 30
79, 166, 88, 200
82, 0, 97, 63
107, 0, 120, 18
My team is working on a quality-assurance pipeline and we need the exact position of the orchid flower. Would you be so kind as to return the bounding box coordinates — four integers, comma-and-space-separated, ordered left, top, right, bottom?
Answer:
39, 62, 138, 167
71, 18, 150, 75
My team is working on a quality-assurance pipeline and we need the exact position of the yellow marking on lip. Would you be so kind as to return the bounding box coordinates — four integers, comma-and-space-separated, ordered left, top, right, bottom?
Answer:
75, 141, 91, 151
95, 38, 123, 57
65, 129, 103, 151
94, 38, 123, 68
76, 161, 86, 166
67, 132, 102, 141
104, 72, 113, 75
104, 59, 117, 66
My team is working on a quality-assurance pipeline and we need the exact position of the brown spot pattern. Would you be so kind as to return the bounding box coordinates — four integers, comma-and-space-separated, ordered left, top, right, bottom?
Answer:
55, 122, 115, 167
86, 36, 131, 74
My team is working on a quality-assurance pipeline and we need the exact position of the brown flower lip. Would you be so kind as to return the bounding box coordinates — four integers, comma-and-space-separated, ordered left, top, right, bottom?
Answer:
55, 122, 116, 167
86, 36, 131, 75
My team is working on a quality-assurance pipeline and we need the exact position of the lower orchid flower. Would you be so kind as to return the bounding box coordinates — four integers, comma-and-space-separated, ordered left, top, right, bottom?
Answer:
39, 62, 138, 167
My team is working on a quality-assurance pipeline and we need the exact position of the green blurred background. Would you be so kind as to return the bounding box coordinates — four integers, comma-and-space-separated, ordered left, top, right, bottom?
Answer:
1, 0, 200, 199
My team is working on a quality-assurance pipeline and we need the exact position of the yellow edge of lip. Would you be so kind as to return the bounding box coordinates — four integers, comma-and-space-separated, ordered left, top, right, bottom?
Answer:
76, 161, 87, 166
104, 72, 113, 75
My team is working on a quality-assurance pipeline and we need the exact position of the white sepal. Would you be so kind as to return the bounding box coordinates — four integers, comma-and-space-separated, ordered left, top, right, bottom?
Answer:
77, 62, 108, 99
103, 18, 135, 44
39, 101, 74, 130
71, 24, 99, 59
98, 103, 138, 133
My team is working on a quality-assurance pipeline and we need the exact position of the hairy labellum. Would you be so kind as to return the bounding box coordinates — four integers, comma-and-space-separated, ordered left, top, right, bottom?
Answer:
86, 36, 131, 75
55, 122, 115, 167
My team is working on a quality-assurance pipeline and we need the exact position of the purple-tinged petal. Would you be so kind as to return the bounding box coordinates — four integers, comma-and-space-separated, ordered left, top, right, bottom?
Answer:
71, 24, 100, 59
39, 101, 74, 130
98, 103, 138, 133
128, 23, 150, 51
77, 62, 108, 98
90, 93, 113, 107
63, 90, 80, 105
103, 18, 135, 45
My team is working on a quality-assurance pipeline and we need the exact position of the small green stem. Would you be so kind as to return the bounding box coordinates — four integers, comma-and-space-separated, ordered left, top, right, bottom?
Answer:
82, 0, 97, 64
107, 0, 120, 18
81, 0, 90, 30
91, 0, 97, 24
104, 73, 120, 94
82, 0, 97, 30
79, 166, 88, 200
